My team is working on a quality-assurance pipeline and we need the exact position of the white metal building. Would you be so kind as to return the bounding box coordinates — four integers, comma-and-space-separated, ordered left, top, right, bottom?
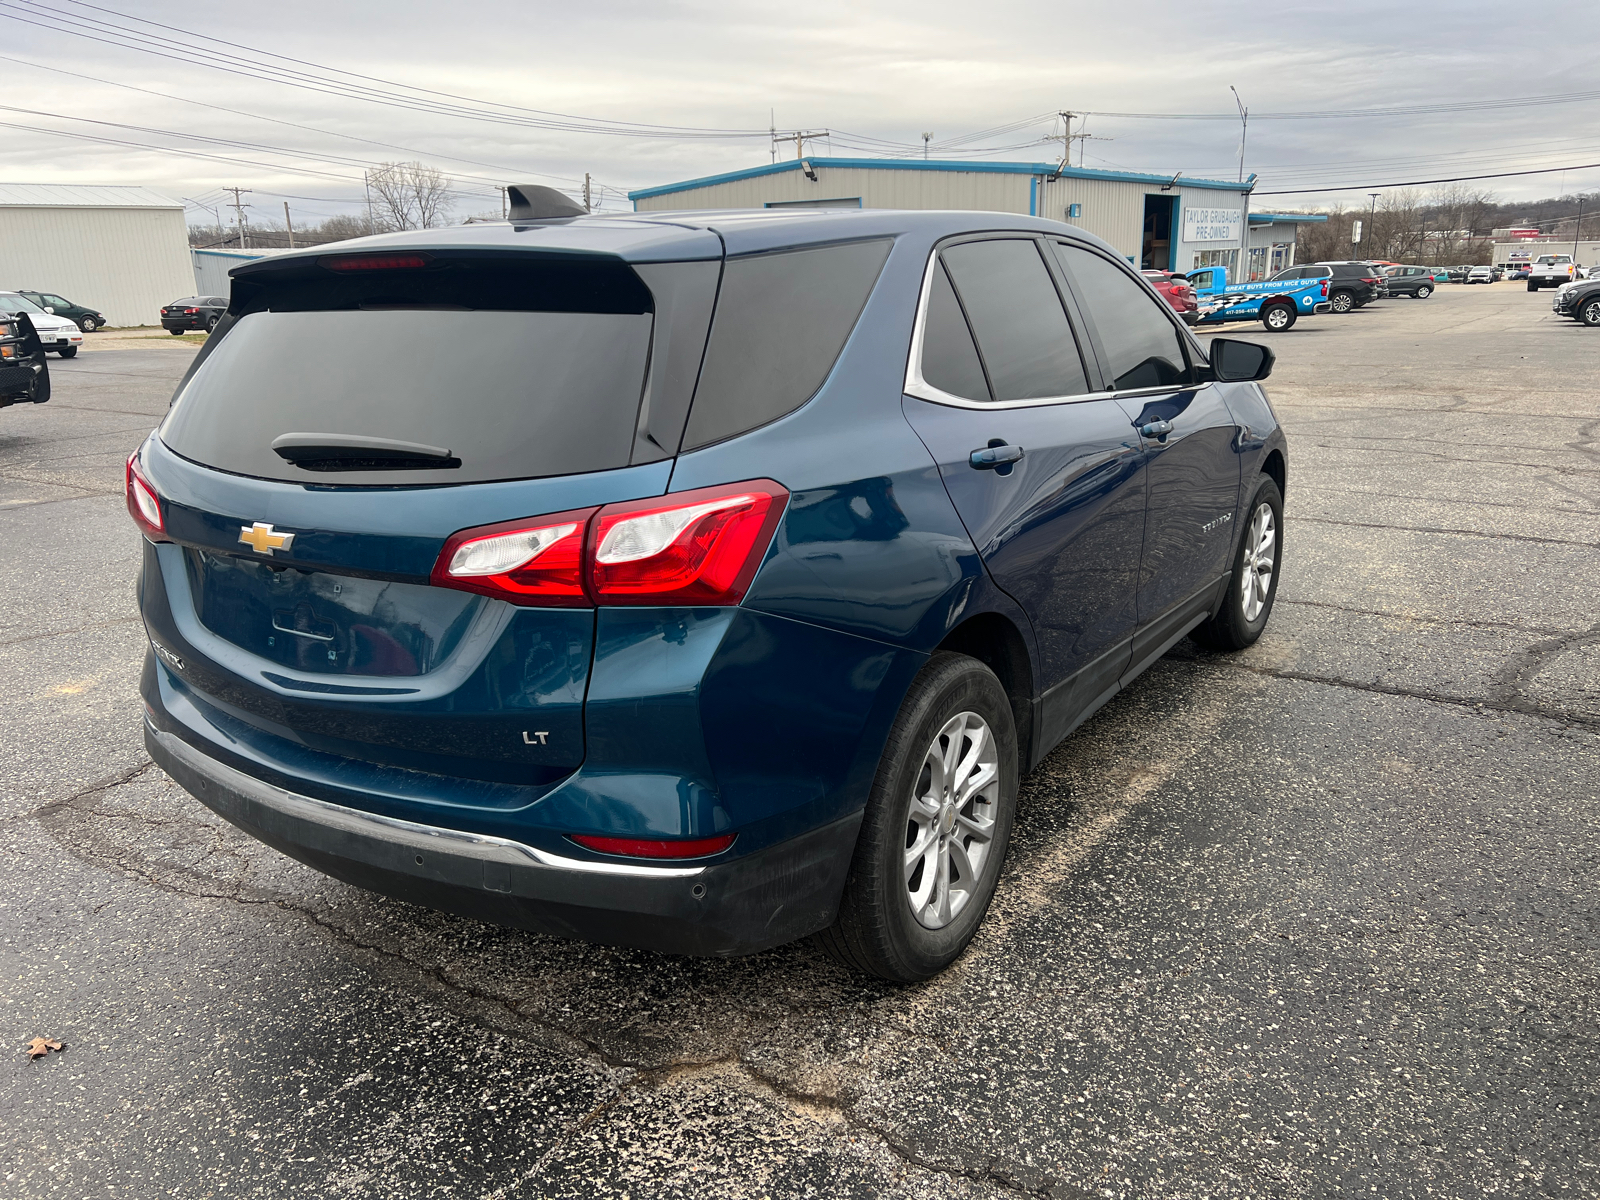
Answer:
191, 247, 289, 295
630, 158, 1326, 279
1491, 238, 1600, 270
0, 184, 197, 326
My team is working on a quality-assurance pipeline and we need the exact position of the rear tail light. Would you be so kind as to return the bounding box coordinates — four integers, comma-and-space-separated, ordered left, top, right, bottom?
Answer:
184, 308, 199, 314
568, 833, 736, 859
1320, 280, 1329, 297
590, 482, 786, 605
125, 450, 168, 541
431, 480, 789, 608
432, 508, 595, 606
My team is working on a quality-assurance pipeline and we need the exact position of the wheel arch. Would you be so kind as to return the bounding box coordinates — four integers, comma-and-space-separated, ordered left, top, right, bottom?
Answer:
1260, 447, 1286, 500
935, 611, 1036, 769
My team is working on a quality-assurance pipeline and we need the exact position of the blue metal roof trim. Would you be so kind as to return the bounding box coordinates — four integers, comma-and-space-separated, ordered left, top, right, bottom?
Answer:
629, 158, 1254, 201
1249, 212, 1328, 224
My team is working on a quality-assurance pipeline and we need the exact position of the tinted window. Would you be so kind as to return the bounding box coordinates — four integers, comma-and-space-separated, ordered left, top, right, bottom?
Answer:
940, 239, 1089, 401
921, 261, 990, 401
163, 310, 652, 485
1052, 245, 1191, 391
208, 297, 227, 306
0, 292, 45, 314
682, 239, 891, 450
1268, 268, 1300, 281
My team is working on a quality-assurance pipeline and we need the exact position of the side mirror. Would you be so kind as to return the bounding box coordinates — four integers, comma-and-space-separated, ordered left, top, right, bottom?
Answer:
1209, 337, 1274, 383
43, 306, 54, 314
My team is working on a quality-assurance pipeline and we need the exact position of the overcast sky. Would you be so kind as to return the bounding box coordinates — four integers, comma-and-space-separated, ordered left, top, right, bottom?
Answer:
3, 0, 1598, 228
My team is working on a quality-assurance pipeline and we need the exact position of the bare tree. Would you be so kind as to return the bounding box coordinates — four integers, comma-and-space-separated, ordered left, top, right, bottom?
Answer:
367, 161, 454, 231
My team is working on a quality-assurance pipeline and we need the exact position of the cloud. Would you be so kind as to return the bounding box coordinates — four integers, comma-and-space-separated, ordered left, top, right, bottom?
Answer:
2, 0, 1597, 223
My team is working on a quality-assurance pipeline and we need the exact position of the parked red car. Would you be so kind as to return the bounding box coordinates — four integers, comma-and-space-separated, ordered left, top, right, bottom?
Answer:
1141, 269, 1200, 325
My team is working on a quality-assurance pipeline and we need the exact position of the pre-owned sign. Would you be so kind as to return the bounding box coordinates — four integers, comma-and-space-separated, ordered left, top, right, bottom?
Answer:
1183, 207, 1242, 243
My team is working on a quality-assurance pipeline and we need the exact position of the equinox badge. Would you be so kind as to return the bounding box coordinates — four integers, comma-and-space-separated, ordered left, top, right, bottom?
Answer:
239, 522, 295, 556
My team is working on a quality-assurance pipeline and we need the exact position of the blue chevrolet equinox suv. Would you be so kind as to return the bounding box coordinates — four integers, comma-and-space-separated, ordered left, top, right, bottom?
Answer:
131, 187, 1286, 981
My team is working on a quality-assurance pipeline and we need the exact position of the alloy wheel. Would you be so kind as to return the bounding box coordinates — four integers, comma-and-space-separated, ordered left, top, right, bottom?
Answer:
1265, 306, 1290, 330
1330, 292, 1353, 313
905, 711, 999, 930
1240, 501, 1277, 622
1583, 300, 1600, 327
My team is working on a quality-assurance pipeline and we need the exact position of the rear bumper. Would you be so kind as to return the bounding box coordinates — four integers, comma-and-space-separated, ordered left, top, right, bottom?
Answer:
146, 719, 863, 957
1313, 302, 1332, 314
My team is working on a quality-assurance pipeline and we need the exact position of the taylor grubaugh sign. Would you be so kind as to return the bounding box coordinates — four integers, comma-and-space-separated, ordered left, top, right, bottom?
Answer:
1182, 208, 1244, 243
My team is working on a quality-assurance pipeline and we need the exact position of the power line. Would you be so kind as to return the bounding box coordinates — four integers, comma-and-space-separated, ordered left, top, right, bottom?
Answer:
1255, 160, 1600, 195
1086, 90, 1600, 121
0, 52, 594, 188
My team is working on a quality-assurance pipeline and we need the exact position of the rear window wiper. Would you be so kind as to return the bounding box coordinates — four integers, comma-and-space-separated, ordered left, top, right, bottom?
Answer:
270, 433, 461, 471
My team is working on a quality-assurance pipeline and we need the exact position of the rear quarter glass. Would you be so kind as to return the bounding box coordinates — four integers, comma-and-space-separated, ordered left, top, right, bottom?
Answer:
681, 238, 891, 451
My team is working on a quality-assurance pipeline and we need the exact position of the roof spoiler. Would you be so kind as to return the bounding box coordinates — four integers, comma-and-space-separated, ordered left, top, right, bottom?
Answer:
507, 184, 586, 221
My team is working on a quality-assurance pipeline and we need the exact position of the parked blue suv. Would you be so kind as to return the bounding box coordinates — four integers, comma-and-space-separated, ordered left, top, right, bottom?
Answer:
131, 188, 1286, 981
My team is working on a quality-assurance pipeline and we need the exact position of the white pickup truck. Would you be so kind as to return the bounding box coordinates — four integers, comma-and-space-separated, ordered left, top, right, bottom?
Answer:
1527, 253, 1577, 291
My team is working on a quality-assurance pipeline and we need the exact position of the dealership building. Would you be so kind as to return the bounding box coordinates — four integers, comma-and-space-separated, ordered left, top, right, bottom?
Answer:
0, 183, 197, 326
630, 158, 1325, 280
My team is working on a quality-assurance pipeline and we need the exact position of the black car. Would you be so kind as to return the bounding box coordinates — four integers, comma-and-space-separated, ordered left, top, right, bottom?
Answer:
0, 312, 51, 409
1551, 277, 1600, 326
160, 296, 228, 335
17, 290, 107, 333
1381, 265, 1436, 298
1269, 262, 1385, 312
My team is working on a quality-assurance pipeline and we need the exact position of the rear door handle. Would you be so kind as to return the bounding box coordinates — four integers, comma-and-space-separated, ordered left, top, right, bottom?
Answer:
969, 443, 1025, 470
1140, 419, 1173, 441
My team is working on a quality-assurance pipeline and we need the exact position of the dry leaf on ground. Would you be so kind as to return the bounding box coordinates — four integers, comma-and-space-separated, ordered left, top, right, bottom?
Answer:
26, 1037, 63, 1059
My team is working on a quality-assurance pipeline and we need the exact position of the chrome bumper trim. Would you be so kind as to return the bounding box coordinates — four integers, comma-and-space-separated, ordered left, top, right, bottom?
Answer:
149, 722, 707, 879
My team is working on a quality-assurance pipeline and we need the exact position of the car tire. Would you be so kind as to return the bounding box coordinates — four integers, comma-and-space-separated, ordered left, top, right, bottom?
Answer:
169, 329, 184, 336
76, 316, 98, 333
1415, 284, 1432, 299
815, 652, 1018, 982
54, 347, 77, 358
205, 315, 219, 333
1329, 290, 1355, 313
1527, 281, 1540, 292
1192, 478, 1283, 653
1261, 303, 1296, 331
1581, 298, 1600, 327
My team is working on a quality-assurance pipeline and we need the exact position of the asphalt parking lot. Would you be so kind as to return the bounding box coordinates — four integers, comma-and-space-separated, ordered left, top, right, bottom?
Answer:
3, 281, 1597, 1198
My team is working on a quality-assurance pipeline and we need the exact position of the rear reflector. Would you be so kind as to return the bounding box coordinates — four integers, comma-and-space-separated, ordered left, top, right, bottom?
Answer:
319, 253, 433, 272
568, 833, 737, 859
125, 450, 168, 541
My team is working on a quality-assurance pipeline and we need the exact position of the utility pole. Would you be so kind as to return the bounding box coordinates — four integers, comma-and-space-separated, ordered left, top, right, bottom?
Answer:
364, 170, 375, 234
922, 132, 932, 159
771, 129, 827, 160
584, 173, 592, 213
1575, 196, 1585, 262
500, 186, 507, 220
283, 201, 296, 249
222, 186, 251, 250
770, 110, 776, 164
1367, 193, 1380, 258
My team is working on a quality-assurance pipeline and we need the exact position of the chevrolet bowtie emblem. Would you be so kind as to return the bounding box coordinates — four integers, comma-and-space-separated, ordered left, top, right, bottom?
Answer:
238, 522, 295, 556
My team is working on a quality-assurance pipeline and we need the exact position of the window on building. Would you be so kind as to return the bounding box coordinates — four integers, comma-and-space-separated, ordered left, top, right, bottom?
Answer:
1192, 249, 1239, 275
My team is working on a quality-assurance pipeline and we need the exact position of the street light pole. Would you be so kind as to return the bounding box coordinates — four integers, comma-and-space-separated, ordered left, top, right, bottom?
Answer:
1367, 193, 1381, 259
1230, 86, 1250, 278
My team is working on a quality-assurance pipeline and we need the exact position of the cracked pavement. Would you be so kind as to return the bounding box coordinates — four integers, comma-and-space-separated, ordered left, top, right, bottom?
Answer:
3, 283, 1598, 1197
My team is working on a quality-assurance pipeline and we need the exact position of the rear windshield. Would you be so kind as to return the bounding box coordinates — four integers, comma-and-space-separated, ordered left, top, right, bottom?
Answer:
159, 256, 655, 486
